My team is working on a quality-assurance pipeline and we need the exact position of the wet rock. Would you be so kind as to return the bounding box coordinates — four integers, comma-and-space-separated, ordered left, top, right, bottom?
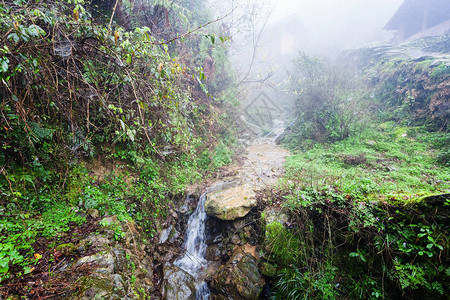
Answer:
211, 245, 265, 300
159, 225, 180, 245
205, 185, 256, 220
162, 263, 196, 300
159, 225, 173, 244
213, 233, 223, 243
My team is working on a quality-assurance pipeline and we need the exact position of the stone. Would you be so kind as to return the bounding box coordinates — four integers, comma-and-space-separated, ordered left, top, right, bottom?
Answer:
260, 262, 277, 277
113, 274, 125, 291
233, 219, 246, 230
76, 235, 110, 253
78, 274, 124, 300
56, 243, 75, 256
262, 207, 289, 227
87, 208, 100, 218
179, 203, 189, 214
168, 229, 180, 244
159, 225, 179, 245
100, 215, 120, 226
170, 209, 178, 219
211, 245, 265, 300
206, 177, 242, 194
205, 185, 257, 220
75, 251, 115, 274
159, 225, 173, 244
230, 234, 241, 245
206, 244, 221, 261
162, 263, 196, 300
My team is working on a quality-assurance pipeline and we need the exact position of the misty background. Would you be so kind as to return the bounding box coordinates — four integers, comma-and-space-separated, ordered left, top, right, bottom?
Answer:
268, 0, 403, 53
207, 0, 404, 109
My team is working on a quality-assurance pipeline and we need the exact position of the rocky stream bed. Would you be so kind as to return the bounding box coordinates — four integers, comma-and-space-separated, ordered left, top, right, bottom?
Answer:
160, 123, 289, 300
63, 121, 291, 300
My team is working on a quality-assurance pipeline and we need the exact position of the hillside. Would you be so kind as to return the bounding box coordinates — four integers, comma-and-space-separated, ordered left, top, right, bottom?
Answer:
0, 1, 449, 299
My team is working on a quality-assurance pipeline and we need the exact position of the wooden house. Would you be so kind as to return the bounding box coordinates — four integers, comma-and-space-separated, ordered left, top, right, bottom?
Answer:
385, 0, 450, 42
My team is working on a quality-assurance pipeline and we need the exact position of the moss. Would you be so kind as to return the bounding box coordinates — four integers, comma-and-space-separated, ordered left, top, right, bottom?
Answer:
260, 262, 277, 277
393, 127, 408, 140
56, 243, 76, 256
265, 221, 302, 266
76, 275, 116, 298
430, 63, 450, 79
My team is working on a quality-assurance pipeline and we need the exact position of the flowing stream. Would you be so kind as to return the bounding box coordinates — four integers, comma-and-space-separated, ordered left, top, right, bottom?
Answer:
174, 193, 210, 299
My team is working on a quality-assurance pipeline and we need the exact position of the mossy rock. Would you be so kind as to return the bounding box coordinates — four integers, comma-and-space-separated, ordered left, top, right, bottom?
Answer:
76, 275, 125, 299
260, 262, 277, 277
212, 246, 265, 299
56, 243, 76, 256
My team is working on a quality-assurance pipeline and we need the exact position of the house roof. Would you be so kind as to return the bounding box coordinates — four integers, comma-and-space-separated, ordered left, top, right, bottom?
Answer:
385, 0, 450, 30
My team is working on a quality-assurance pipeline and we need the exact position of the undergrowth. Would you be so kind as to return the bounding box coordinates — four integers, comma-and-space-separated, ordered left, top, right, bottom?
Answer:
267, 48, 449, 299
0, 0, 239, 291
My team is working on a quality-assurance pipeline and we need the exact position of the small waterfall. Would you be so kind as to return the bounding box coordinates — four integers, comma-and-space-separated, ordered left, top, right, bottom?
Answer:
175, 193, 210, 299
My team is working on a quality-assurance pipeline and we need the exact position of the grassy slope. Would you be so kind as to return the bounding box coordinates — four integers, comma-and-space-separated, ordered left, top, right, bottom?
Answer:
284, 125, 449, 203
266, 41, 449, 299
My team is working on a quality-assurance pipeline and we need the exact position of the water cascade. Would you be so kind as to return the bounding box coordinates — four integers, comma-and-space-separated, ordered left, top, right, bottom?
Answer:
174, 193, 210, 299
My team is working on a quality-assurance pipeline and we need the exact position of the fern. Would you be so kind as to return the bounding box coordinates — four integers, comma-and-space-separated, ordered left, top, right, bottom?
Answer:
29, 122, 53, 143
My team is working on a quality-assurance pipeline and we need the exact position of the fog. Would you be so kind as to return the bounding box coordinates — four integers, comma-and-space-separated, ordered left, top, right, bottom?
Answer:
210, 0, 404, 56
207, 0, 406, 109
268, 0, 403, 54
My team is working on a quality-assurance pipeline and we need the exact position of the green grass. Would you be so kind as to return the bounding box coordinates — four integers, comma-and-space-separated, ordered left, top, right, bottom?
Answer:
283, 125, 449, 202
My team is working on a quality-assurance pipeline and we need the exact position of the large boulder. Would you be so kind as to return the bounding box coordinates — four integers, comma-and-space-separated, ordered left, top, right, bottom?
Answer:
162, 263, 196, 300
205, 185, 256, 220
211, 245, 265, 300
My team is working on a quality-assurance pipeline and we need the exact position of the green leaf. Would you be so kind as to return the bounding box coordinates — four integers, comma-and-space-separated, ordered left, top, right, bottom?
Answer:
7, 33, 20, 43
119, 119, 125, 131
0, 57, 9, 73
